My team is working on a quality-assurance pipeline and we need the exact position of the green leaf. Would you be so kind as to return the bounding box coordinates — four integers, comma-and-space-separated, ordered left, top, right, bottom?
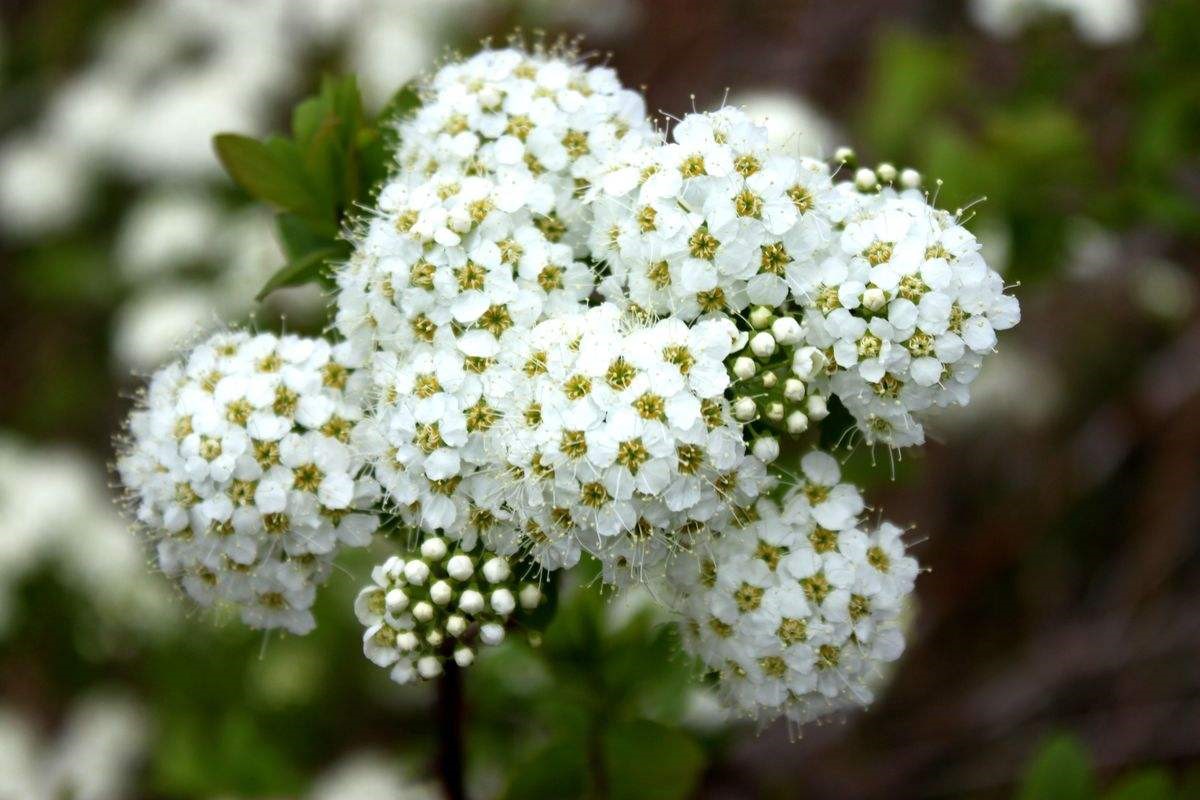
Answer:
502, 735, 590, 800
1018, 734, 1096, 800
603, 719, 704, 800
256, 245, 344, 301
213, 134, 330, 229
275, 213, 337, 262
1104, 770, 1175, 800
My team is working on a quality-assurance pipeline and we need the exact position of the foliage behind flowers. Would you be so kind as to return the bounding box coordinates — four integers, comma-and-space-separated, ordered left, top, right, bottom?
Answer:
116, 35, 1017, 740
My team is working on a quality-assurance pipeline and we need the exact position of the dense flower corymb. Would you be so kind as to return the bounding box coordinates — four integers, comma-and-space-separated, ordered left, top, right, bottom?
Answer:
117, 331, 379, 634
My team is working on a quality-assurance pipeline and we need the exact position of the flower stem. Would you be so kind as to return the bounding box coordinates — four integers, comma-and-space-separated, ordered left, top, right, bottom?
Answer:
436, 657, 467, 800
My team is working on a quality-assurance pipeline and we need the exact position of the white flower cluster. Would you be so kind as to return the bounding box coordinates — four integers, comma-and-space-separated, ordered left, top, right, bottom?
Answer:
117, 331, 379, 634
355, 535, 542, 683
111, 41, 1021, 728
395, 44, 654, 249
671, 451, 916, 724
588, 107, 1020, 448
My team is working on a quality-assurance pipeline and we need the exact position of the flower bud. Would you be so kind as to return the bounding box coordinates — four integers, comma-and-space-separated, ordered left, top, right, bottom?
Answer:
749, 305, 774, 329
482, 557, 510, 584
403, 559, 430, 585
862, 287, 887, 312
787, 410, 809, 434
834, 146, 855, 164
454, 647, 474, 667
732, 357, 756, 380
765, 401, 785, 421
761, 371, 777, 389
491, 588, 516, 615
430, 580, 453, 605
396, 631, 418, 652
733, 397, 757, 422
412, 601, 434, 622
783, 378, 806, 402
459, 589, 485, 614
876, 162, 897, 183
446, 614, 467, 637
750, 331, 777, 359
385, 588, 409, 613
900, 168, 921, 189
480, 622, 505, 646
771, 316, 801, 346
519, 584, 542, 610
854, 167, 878, 191
420, 537, 447, 560
383, 556, 403, 580
752, 437, 780, 463
426, 630, 444, 647
417, 656, 442, 679
806, 394, 829, 421
791, 346, 824, 380
446, 554, 473, 582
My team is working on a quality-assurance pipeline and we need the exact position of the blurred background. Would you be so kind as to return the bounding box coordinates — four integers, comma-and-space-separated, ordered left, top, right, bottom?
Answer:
1, 0, 1198, 798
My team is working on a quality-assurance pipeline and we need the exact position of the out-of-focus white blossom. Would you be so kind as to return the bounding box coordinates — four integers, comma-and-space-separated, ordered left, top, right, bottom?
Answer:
970, 0, 1140, 43
0, 437, 173, 636
0, 693, 149, 800
307, 750, 438, 800
732, 91, 839, 158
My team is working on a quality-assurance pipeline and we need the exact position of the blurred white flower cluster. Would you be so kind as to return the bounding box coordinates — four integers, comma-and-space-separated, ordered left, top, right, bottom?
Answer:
118, 41, 1020, 728
0, 692, 149, 800
0, 436, 173, 637
970, 0, 1141, 43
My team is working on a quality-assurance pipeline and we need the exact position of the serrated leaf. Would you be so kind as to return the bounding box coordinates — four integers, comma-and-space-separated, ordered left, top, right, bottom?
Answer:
603, 719, 704, 800
256, 245, 344, 301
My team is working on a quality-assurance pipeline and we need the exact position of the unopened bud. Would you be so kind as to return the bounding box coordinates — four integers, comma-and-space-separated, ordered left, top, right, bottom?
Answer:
396, 631, 418, 652
519, 584, 542, 609
426, 630, 444, 647
749, 305, 774, 329
862, 287, 887, 312
750, 331, 777, 359
787, 410, 809, 434
412, 601, 434, 622
403, 559, 430, 585
771, 316, 801, 346
791, 346, 824, 380
732, 356, 756, 380
806, 394, 829, 421
385, 588, 408, 613
458, 589, 484, 614
491, 588, 516, 615
761, 371, 778, 389
430, 580, 452, 605
733, 397, 758, 421
765, 401, 785, 421
899, 168, 921, 189
481, 557, 510, 584
752, 437, 780, 463
454, 647, 474, 667
834, 146, 855, 164
417, 656, 442, 679
446, 614, 467, 637
446, 554, 473, 581
855, 167, 878, 191
783, 378, 806, 402
480, 622, 505, 646
876, 162, 897, 183
420, 537, 447, 560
